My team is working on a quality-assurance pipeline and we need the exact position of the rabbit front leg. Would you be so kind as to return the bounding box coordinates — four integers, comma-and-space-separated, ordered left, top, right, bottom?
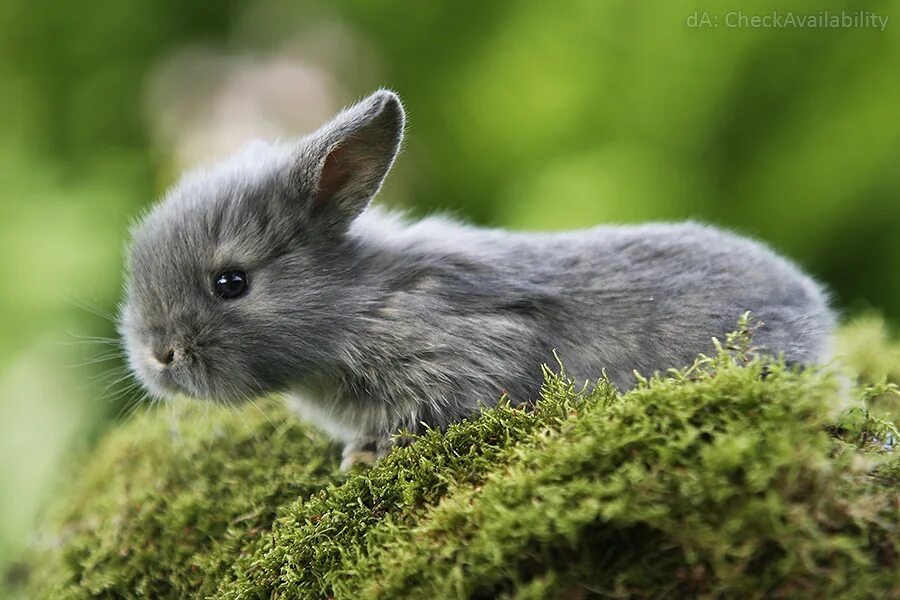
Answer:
340, 430, 417, 472
340, 438, 379, 472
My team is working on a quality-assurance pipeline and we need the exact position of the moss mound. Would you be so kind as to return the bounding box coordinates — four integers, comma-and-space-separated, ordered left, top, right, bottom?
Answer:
18, 319, 900, 598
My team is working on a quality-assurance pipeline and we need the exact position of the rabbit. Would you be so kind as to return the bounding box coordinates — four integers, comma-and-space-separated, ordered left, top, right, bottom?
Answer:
119, 89, 835, 470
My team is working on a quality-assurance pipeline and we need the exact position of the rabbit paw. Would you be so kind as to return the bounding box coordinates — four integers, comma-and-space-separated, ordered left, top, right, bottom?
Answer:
340, 440, 378, 472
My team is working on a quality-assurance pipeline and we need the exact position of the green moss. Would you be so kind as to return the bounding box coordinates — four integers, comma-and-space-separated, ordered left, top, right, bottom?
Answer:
838, 314, 900, 424
22, 402, 341, 598
18, 320, 900, 599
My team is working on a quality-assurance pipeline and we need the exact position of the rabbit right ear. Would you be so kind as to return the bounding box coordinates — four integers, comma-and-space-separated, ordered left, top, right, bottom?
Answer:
289, 90, 405, 233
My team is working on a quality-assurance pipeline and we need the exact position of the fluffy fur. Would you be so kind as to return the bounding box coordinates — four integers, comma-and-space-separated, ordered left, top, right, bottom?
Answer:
120, 90, 835, 469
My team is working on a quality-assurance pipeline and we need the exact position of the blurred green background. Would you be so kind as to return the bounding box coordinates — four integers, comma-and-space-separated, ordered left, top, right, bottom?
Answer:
2, 0, 899, 581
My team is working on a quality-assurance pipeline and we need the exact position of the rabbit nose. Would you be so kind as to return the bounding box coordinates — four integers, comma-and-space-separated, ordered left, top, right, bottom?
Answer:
153, 345, 177, 366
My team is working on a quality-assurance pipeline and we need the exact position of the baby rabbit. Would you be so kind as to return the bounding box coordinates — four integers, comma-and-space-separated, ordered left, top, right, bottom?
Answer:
120, 90, 835, 470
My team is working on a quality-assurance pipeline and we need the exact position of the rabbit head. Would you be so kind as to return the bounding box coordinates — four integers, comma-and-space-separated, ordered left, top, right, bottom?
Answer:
119, 90, 404, 402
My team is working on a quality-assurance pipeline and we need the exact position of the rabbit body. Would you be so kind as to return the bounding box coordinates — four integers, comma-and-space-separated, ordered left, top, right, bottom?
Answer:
120, 91, 834, 469
288, 209, 833, 466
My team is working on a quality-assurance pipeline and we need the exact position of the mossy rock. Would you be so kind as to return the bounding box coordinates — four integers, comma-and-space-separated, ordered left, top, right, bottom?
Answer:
16, 320, 900, 598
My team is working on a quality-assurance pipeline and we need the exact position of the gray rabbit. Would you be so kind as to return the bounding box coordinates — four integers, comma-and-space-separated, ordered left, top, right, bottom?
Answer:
120, 90, 835, 470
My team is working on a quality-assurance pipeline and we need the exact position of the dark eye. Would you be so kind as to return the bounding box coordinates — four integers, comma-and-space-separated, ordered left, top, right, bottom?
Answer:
214, 269, 249, 299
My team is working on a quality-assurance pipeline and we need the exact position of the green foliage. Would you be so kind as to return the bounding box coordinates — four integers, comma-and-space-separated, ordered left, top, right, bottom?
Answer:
838, 314, 900, 426
21, 402, 339, 598
18, 323, 900, 599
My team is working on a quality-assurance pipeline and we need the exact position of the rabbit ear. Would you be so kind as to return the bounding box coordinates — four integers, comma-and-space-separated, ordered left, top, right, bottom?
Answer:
290, 90, 405, 231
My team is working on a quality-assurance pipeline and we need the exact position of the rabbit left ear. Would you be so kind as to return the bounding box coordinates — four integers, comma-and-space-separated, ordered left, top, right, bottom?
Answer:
289, 90, 405, 231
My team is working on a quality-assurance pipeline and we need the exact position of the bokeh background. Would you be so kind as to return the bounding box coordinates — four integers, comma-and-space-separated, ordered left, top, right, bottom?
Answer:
2, 0, 899, 580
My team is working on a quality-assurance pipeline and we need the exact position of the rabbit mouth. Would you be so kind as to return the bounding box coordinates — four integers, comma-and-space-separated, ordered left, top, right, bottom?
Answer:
128, 345, 207, 401
150, 363, 211, 401
125, 336, 261, 404
136, 357, 187, 400
153, 373, 186, 398
156, 363, 261, 405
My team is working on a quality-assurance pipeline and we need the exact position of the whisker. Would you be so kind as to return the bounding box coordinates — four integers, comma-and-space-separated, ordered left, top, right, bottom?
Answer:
60, 339, 122, 348
68, 352, 125, 369
117, 393, 146, 421
62, 297, 119, 323
104, 381, 144, 407
245, 394, 276, 430
96, 369, 138, 398
85, 366, 130, 386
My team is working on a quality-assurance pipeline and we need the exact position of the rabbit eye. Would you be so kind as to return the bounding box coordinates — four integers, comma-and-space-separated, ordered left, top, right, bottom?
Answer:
214, 269, 249, 299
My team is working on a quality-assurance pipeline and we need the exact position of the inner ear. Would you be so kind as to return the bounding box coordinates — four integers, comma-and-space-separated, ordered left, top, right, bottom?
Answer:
314, 143, 354, 213
314, 140, 359, 211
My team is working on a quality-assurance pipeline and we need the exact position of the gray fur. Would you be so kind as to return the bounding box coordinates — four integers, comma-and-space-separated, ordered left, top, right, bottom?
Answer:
120, 90, 835, 469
